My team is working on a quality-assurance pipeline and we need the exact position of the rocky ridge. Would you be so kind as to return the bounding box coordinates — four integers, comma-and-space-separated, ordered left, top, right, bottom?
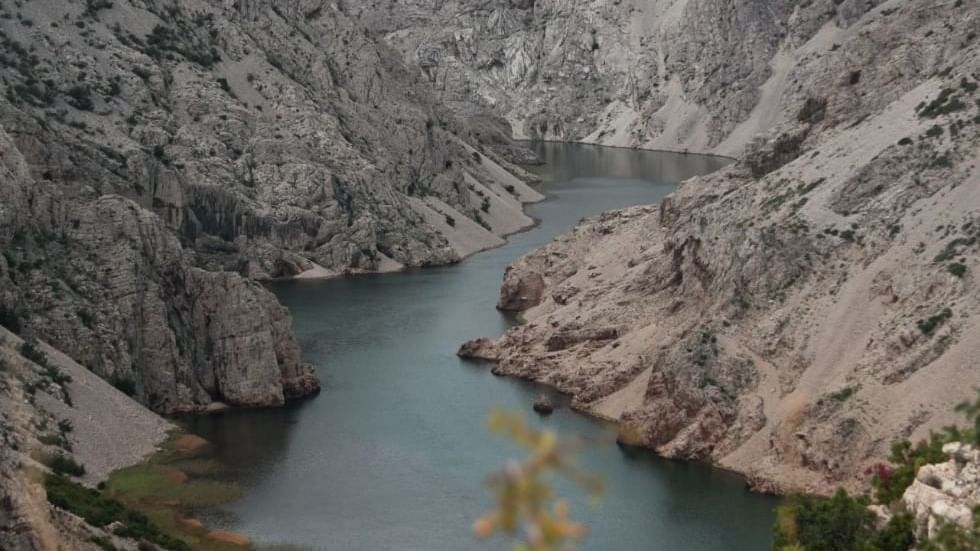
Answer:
0, 0, 540, 412
461, 0, 980, 493
352, 0, 894, 156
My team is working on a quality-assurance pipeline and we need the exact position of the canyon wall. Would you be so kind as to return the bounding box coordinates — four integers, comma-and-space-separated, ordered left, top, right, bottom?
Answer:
351, 0, 891, 156
0, 0, 538, 412
459, 0, 980, 492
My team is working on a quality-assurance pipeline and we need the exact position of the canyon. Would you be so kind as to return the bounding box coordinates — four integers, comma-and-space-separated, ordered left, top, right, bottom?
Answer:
1, 0, 978, 548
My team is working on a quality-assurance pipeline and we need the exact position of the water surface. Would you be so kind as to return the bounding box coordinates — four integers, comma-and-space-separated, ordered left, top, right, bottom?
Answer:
187, 144, 777, 550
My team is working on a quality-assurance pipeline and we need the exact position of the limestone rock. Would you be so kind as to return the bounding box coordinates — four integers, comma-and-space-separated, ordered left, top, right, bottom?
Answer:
497, 265, 546, 311
903, 443, 980, 540
0, 0, 537, 412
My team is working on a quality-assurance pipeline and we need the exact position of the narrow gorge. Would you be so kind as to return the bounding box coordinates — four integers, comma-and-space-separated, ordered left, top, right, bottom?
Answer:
1, 0, 978, 549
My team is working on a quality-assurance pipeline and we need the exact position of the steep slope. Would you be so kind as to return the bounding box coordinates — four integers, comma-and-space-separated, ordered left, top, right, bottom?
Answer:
352, 0, 892, 156
0, 327, 173, 549
0, 0, 540, 412
461, 0, 980, 493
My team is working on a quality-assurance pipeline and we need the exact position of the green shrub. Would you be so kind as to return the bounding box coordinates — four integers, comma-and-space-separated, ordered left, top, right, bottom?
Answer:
35, 451, 86, 477
112, 376, 137, 397
871, 433, 950, 504
917, 308, 953, 335
827, 386, 857, 402
0, 304, 22, 333
934, 237, 976, 263
947, 263, 967, 278
774, 490, 880, 551
44, 475, 190, 551
83, 0, 114, 18
19, 340, 49, 367
919, 88, 967, 118
871, 513, 916, 550
65, 85, 94, 111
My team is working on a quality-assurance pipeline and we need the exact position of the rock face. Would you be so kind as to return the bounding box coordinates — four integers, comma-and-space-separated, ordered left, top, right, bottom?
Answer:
903, 443, 980, 540
351, 0, 890, 156
1, 129, 317, 412
463, 1, 980, 493
0, 0, 539, 411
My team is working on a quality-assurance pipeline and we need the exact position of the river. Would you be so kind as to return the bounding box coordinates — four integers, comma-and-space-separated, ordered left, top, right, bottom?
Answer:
186, 143, 778, 550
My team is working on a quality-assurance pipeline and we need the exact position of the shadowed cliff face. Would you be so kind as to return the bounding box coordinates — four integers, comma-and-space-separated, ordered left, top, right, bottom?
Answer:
459, 0, 980, 493
0, 0, 537, 411
350, 0, 887, 156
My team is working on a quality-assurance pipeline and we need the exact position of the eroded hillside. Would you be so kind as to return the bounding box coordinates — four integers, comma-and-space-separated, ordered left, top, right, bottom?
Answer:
460, 0, 980, 493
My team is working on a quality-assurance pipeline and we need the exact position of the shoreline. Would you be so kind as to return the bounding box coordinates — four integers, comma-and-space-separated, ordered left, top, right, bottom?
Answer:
483, 359, 789, 497
513, 137, 739, 162
272, 138, 730, 284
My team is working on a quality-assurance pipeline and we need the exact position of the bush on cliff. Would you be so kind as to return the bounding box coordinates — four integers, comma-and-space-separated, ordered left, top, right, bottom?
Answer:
774, 390, 980, 551
774, 490, 915, 551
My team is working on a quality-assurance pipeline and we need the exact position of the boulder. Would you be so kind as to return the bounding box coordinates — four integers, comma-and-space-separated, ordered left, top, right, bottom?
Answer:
533, 395, 555, 415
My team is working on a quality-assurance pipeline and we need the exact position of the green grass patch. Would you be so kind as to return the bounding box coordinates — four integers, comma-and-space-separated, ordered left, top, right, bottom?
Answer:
108, 464, 240, 509
96, 431, 250, 551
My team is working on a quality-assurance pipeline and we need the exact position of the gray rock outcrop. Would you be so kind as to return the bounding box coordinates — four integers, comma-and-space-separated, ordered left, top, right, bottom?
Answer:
903, 443, 980, 540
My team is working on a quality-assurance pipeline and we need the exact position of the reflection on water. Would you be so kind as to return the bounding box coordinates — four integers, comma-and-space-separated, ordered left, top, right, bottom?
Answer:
185, 144, 776, 550
529, 142, 727, 184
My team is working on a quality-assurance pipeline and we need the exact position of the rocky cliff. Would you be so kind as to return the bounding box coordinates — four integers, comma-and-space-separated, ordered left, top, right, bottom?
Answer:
351, 0, 897, 156
0, 0, 540, 412
461, 0, 980, 493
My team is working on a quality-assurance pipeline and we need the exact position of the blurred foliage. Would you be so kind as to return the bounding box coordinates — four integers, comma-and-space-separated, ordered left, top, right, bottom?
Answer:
473, 410, 604, 551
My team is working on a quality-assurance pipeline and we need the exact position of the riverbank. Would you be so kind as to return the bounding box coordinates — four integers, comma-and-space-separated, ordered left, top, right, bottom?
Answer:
182, 144, 771, 551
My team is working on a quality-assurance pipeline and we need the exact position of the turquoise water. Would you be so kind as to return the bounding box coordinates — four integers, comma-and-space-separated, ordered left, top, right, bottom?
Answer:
187, 144, 777, 550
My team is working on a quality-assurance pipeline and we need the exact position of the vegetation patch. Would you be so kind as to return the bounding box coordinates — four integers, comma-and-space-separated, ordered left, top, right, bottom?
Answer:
934, 236, 975, 263
99, 432, 248, 551
45, 474, 190, 551
947, 262, 967, 278
917, 307, 953, 335
918, 88, 968, 118
826, 386, 858, 403
774, 490, 914, 551
775, 393, 980, 550
33, 450, 86, 477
